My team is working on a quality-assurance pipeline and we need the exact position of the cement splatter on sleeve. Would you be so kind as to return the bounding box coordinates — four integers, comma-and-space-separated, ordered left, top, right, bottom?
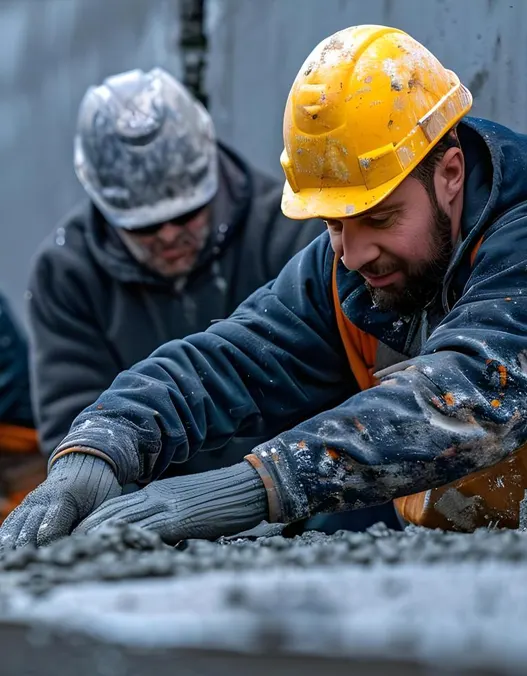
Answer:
250, 215, 527, 523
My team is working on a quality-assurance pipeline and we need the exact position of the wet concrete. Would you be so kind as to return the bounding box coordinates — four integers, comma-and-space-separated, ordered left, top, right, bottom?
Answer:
3, 521, 527, 592
1, 522, 527, 674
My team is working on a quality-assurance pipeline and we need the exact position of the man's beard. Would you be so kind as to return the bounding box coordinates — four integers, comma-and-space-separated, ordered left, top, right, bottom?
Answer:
364, 195, 453, 315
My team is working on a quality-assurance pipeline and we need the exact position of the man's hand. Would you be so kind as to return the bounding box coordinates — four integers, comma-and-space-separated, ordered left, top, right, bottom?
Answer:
75, 478, 206, 544
76, 462, 269, 544
0, 453, 121, 550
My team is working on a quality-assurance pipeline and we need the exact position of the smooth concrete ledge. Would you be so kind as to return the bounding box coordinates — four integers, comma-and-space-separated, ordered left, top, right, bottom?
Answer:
1, 561, 527, 675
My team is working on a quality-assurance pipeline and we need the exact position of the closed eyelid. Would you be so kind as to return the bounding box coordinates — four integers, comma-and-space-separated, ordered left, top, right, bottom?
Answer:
367, 209, 399, 219
364, 210, 400, 225
364, 201, 404, 218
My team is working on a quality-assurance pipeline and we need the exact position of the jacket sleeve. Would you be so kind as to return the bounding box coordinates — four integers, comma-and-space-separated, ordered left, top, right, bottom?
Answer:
53, 234, 351, 485
249, 210, 527, 523
28, 246, 122, 456
0, 293, 33, 426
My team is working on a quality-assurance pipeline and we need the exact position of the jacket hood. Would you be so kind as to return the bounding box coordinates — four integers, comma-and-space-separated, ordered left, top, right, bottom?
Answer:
443, 117, 527, 307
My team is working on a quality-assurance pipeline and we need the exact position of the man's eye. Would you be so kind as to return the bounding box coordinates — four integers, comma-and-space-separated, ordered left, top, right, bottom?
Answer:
365, 214, 395, 228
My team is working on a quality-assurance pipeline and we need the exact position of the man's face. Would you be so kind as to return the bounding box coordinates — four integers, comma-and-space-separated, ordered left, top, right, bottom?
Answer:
326, 176, 455, 315
119, 206, 211, 277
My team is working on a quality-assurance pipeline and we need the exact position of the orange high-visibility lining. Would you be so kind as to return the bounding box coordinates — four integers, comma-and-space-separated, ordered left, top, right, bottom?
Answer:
332, 239, 527, 530
0, 423, 39, 454
0, 423, 44, 523
470, 236, 484, 266
331, 258, 378, 391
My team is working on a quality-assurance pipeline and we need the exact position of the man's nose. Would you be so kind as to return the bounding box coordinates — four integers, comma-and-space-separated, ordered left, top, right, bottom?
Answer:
340, 219, 380, 271
157, 223, 181, 243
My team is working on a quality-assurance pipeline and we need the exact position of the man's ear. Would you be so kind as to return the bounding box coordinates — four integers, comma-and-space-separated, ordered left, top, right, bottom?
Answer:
434, 146, 464, 209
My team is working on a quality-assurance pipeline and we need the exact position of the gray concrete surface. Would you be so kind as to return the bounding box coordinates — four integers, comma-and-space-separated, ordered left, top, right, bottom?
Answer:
0, 631, 454, 676
1, 523, 527, 674
2, 564, 526, 675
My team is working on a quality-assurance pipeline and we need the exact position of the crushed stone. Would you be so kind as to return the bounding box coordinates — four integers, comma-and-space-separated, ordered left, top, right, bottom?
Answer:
2, 522, 527, 674
2, 521, 527, 596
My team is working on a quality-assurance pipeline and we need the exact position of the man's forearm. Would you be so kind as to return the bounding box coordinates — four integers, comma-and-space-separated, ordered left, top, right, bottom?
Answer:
76, 461, 269, 542
52, 237, 349, 485
162, 461, 269, 539
248, 354, 527, 524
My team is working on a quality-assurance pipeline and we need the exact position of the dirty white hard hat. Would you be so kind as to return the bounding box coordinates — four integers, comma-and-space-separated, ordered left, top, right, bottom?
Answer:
74, 67, 218, 229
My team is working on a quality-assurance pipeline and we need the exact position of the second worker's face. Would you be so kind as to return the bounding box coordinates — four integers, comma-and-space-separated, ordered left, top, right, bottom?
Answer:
120, 205, 211, 277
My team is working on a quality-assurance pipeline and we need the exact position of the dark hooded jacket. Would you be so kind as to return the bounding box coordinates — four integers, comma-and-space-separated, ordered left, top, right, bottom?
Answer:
0, 293, 32, 427
28, 143, 325, 459
53, 118, 527, 521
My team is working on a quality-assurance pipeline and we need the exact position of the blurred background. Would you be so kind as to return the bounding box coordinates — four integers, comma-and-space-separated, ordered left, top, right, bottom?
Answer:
1, 0, 525, 319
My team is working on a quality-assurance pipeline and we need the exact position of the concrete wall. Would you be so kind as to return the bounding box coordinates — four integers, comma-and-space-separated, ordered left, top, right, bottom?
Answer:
2, 0, 527, 317
0, 0, 180, 317
207, 0, 527, 178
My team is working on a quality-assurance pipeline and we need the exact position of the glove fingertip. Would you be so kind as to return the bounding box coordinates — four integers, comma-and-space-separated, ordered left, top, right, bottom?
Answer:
1, 508, 34, 551
35, 502, 77, 548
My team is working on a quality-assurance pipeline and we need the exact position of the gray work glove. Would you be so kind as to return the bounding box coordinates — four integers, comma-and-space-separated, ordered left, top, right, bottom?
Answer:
75, 461, 268, 544
0, 453, 121, 550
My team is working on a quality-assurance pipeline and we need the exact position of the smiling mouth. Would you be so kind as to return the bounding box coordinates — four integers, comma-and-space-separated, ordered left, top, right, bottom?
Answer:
361, 270, 401, 288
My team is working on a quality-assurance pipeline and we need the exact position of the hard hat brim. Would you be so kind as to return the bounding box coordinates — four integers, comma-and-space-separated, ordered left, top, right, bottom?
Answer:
281, 170, 405, 221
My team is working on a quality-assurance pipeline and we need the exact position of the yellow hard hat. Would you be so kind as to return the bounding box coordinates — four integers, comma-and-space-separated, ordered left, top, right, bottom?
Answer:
281, 25, 472, 219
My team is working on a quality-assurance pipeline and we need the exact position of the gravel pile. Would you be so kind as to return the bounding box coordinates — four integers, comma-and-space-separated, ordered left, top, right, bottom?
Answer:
2, 521, 527, 594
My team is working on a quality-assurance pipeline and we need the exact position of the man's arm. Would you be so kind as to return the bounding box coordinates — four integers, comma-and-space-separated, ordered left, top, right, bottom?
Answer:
51, 233, 351, 486
27, 246, 122, 455
249, 212, 527, 523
